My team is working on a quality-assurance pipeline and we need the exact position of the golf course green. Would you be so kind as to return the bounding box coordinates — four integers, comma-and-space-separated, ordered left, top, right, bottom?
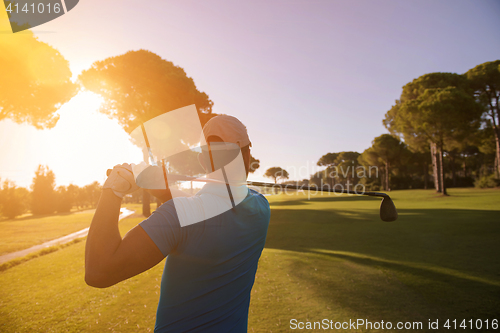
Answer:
0, 188, 499, 332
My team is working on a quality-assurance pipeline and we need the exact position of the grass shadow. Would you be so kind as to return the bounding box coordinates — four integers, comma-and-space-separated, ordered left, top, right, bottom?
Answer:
269, 194, 381, 206
265, 207, 500, 322
0, 208, 95, 223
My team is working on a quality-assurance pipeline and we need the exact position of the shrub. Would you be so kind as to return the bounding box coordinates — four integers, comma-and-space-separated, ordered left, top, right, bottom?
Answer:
474, 174, 500, 188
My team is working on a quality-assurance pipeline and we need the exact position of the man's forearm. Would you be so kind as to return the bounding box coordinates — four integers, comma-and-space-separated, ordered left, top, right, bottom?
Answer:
85, 189, 123, 285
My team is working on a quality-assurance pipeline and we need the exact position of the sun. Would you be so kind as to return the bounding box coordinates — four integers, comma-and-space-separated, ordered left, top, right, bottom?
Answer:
45, 91, 143, 186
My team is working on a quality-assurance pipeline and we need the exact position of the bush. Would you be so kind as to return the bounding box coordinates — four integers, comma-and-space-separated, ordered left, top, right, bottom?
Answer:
445, 176, 475, 188
474, 174, 500, 188
0, 181, 29, 219
31, 165, 57, 215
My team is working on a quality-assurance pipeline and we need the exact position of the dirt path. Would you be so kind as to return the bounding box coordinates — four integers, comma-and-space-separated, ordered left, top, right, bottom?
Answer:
0, 208, 135, 264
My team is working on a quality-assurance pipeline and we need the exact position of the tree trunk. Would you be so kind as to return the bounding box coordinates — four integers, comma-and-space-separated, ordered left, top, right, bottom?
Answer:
423, 163, 428, 189
495, 154, 499, 179
438, 145, 448, 195
141, 148, 151, 216
329, 167, 335, 188
385, 161, 390, 191
451, 154, 456, 187
143, 190, 151, 217
431, 142, 441, 192
380, 167, 387, 190
495, 126, 500, 178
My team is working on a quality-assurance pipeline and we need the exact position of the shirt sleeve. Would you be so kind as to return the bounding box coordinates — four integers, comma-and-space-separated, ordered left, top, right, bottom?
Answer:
139, 201, 181, 257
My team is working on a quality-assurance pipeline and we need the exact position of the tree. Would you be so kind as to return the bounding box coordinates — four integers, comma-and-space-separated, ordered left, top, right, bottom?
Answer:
384, 101, 433, 188
84, 181, 102, 208
384, 72, 483, 195
388, 87, 482, 195
56, 186, 74, 213
249, 154, 260, 173
385, 101, 443, 190
410, 150, 432, 189
79, 50, 214, 216
309, 171, 325, 188
465, 60, 500, 177
317, 153, 339, 167
384, 73, 470, 192
264, 167, 289, 184
79, 49, 214, 133
333, 151, 361, 186
76, 186, 88, 209
31, 165, 57, 215
66, 184, 80, 209
358, 148, 385, 190
0, 16, 76, 128
317, 152, 339, 187
0, 180, 29, 219
370, 134, 408, 191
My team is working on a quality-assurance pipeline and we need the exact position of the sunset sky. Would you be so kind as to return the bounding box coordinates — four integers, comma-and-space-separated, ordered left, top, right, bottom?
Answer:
1, 0, 499, 188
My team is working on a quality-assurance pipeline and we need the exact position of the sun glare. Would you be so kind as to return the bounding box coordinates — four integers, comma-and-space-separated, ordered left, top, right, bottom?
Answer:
0, 92, 123, 188
27, 91, 143, 187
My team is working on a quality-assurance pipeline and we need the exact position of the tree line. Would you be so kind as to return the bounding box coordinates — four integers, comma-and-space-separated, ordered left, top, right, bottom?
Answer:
313, 60, 499, 193
0, 165, 102, 219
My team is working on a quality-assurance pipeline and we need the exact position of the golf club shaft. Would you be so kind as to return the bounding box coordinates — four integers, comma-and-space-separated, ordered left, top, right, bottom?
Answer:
106, 169, 398, 222
247, 181, 389, 198
106, 169, 388, 198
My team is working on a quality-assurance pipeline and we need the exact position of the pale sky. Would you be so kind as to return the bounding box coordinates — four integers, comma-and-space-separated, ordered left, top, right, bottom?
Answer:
1, 0, 499, 188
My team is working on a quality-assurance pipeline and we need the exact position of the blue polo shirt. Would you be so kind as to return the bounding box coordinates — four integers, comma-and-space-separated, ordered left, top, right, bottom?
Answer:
140, 185, 270, 332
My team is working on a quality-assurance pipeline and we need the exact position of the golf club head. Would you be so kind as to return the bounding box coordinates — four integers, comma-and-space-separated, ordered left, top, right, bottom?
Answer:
380, 196, 398, 222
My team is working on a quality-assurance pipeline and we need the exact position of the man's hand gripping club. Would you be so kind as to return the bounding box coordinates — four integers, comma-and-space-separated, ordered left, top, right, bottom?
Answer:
103, 163, 139, 198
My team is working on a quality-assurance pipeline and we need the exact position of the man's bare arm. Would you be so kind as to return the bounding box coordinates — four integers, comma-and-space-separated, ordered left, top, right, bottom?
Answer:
85, 189, 165, 288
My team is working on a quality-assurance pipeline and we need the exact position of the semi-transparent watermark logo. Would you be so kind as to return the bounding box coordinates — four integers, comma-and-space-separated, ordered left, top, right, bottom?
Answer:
128, 105, 249, 228
3, 0, 79, 33
110, 105, 383, 226
250, 163, 381, 198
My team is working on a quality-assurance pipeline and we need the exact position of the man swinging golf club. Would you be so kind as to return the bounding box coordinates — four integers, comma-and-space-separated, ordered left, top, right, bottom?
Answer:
85, 115, 271, 332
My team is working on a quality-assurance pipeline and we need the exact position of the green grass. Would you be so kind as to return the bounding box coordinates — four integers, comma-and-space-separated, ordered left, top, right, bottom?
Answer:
0, 188, 499, 332
0, 204, 143, 256
0, 211, 95, 255
251, 188, 500, 331
0, 217, 161, 332
0, 238, 85, 272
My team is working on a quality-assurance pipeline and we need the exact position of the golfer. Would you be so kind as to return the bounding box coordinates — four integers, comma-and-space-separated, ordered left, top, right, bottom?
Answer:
85, 115, 271, 332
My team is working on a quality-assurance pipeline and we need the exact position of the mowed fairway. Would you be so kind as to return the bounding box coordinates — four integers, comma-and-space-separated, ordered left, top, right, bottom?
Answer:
0, 204, 141, 257
0, 189, 499, 332
0, 211, 95, 255
252, 188, 500, 332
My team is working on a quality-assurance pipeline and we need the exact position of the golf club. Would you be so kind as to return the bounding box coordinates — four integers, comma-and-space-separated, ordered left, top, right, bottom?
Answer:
106, 169, 398, 222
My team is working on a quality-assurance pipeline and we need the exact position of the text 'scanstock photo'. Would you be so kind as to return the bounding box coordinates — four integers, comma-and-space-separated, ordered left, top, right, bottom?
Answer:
0, 1, 499, 332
